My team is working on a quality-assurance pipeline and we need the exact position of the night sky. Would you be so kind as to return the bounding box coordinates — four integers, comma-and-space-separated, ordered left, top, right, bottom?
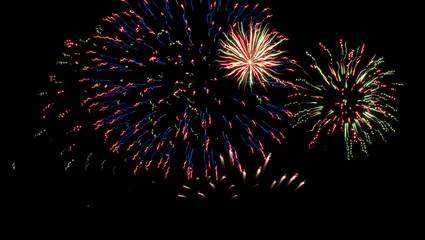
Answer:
4, 0, 421, 238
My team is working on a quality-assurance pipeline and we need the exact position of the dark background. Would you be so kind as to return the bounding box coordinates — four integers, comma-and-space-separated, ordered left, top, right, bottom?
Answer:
4, 0, 421, 238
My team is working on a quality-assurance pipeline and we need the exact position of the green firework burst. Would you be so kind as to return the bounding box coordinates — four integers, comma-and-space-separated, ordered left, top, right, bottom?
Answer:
288, 40, 402, 160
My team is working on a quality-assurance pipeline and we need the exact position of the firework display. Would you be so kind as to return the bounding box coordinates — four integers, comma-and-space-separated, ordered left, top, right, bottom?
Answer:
32, 0, 406, 206
38, 0, 292, 178
287, 40, 402, 160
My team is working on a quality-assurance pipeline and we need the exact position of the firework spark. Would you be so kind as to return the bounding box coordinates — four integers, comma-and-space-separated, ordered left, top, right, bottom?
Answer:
218, 21, 288, 90
177, 153, 305, 200
287, 40, 402, 160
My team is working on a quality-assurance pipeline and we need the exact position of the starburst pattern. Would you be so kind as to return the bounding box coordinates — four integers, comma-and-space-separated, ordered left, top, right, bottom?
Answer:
218, 21, 288, 90
287, 40, 402, 160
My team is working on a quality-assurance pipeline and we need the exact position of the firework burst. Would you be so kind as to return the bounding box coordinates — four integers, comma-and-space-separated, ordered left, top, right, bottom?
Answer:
218, 21, 288, 90
287, 40, 402, 160
38, 0, 293, 178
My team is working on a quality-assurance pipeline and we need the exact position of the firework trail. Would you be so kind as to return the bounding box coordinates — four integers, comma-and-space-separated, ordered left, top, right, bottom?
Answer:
38, 0, 293, 178
287, 40, 402, 160
177, 153, 305, 200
